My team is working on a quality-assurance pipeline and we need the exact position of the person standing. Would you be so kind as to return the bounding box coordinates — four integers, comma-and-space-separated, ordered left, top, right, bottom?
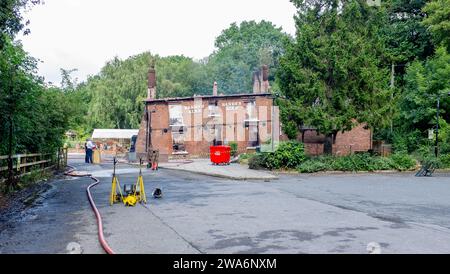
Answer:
85, 138, 95, 164
84, 141, 89, 163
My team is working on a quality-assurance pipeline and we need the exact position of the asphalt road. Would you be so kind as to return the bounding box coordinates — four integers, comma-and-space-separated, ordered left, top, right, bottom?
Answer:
1, 156, 450, 254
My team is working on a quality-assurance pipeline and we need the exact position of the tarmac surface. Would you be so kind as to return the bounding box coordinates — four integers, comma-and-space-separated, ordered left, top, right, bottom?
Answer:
1, 155, 450, 254
159, 159, 277, 180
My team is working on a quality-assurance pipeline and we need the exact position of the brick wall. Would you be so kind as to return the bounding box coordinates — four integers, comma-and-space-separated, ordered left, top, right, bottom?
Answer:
135, 102, 171, 162
333, 124, 372, 156
136, 95, 275, 161
281, 123, 372, 156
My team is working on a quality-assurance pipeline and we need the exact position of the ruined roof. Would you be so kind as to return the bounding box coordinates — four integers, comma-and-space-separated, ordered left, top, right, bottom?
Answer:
144, 92, 274, 104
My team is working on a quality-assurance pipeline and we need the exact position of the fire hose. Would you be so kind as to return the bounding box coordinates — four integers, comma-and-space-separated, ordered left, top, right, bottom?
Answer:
65, 165, 115, 254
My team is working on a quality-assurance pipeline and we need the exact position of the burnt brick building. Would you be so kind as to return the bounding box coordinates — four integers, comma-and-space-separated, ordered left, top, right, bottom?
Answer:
290, 124, 373, 156
135, 65, 279, 162
136, 65, 372, 162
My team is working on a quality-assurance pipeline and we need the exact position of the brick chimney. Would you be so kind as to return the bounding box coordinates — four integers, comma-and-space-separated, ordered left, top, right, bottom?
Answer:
252, 71, 261, 94
213, 81, 218, 96
261, 65, 270, 93
147, 65, 156, 99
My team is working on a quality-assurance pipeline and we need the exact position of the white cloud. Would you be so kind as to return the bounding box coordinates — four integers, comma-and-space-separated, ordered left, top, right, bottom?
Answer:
18, 0, 297, 85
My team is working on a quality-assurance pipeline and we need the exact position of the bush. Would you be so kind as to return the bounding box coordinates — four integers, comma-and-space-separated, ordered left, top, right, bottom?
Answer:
249, 141, 417, 172
238, 153, 254, 165
229, 142, 238, 157
249, 141, 306, 170
297, 160, 329, 173
248, 153, 268, 170
438, 154, 450, 168
266, 141, 306, 169
283, 121, 299, 140
296, 153, 416, 173
390, 153, 417, 171
392, 130, 424, 154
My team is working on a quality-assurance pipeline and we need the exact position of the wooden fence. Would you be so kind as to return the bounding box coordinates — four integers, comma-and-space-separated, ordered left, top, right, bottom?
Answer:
0, 149, 68, 184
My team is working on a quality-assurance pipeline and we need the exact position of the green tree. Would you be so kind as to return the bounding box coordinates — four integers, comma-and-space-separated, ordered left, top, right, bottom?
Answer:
82, 53, 212, 130
277, 0, 391, 154
422, 0, 450, 51
0, 38, 69, 155
383, 0, 434, 64
398, 47, 450, 147
59, 68, 90, 137
71, 21, 288, 133
0, 0, 41, 49
1, 0, 69, 190
207, 20, 289, 93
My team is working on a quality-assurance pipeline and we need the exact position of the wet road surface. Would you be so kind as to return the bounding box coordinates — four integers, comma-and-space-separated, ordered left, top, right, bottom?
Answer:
2, 156, 450, 254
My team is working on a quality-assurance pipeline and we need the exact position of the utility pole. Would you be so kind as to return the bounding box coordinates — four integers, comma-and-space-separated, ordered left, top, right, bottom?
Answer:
434, 91, 450, 158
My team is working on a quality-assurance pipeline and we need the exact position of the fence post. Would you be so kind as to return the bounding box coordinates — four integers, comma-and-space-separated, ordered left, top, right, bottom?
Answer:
57, 149, 60, 171
7, 156, 14, 190
64, 148, 68, 168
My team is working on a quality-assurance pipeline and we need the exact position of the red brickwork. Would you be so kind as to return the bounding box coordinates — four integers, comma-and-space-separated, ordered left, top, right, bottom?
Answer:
281, 123, 372, 156
136, 94, 276, 162
333, 124, 372, 156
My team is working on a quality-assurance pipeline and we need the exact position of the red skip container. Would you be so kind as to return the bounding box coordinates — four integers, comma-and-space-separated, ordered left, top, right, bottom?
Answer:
210, 146, 231, 165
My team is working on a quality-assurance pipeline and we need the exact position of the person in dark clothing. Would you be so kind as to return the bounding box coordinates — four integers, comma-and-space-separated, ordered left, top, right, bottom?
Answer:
85, 138, 95, 164
84, 141, 89, 163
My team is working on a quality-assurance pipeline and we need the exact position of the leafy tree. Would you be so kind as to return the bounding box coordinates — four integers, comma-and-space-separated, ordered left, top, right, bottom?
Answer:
1, 0, 69, 190
398, 47, 450, 146
208, 20, 289, 93
383, 0, 434, 64
277, 0, 391, 154
81, 53, 212, 130
156, 55, 211, 98
60, 68, 78, 91
59, 68, 90, 137
0, 38, 69, 155
0, 0, 41, 49
422, 0, 450, 51
70, 21, 289, 133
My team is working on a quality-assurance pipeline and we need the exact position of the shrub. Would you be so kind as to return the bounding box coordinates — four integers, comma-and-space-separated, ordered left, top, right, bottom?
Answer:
265, 141, 306, 169
392, 130, 424, 154
390, 153, 416, 171
371, 156, 395, 170
329, 154, 376, 172
238, 153, 254, 165
439, 154, 450, 168
229, 142, 238, 157
297, 160, 329, 173
296, 153, 416, 173
249, 141, 306, 170
248, 153, 268, 170
283, 121, 299, 140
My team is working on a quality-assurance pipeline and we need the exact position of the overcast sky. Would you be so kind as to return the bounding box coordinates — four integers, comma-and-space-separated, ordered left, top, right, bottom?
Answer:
17, 0, 297, 86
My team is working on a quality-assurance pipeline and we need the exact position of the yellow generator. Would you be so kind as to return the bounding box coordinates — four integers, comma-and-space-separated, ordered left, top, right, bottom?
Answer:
110, 158, 147, 207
